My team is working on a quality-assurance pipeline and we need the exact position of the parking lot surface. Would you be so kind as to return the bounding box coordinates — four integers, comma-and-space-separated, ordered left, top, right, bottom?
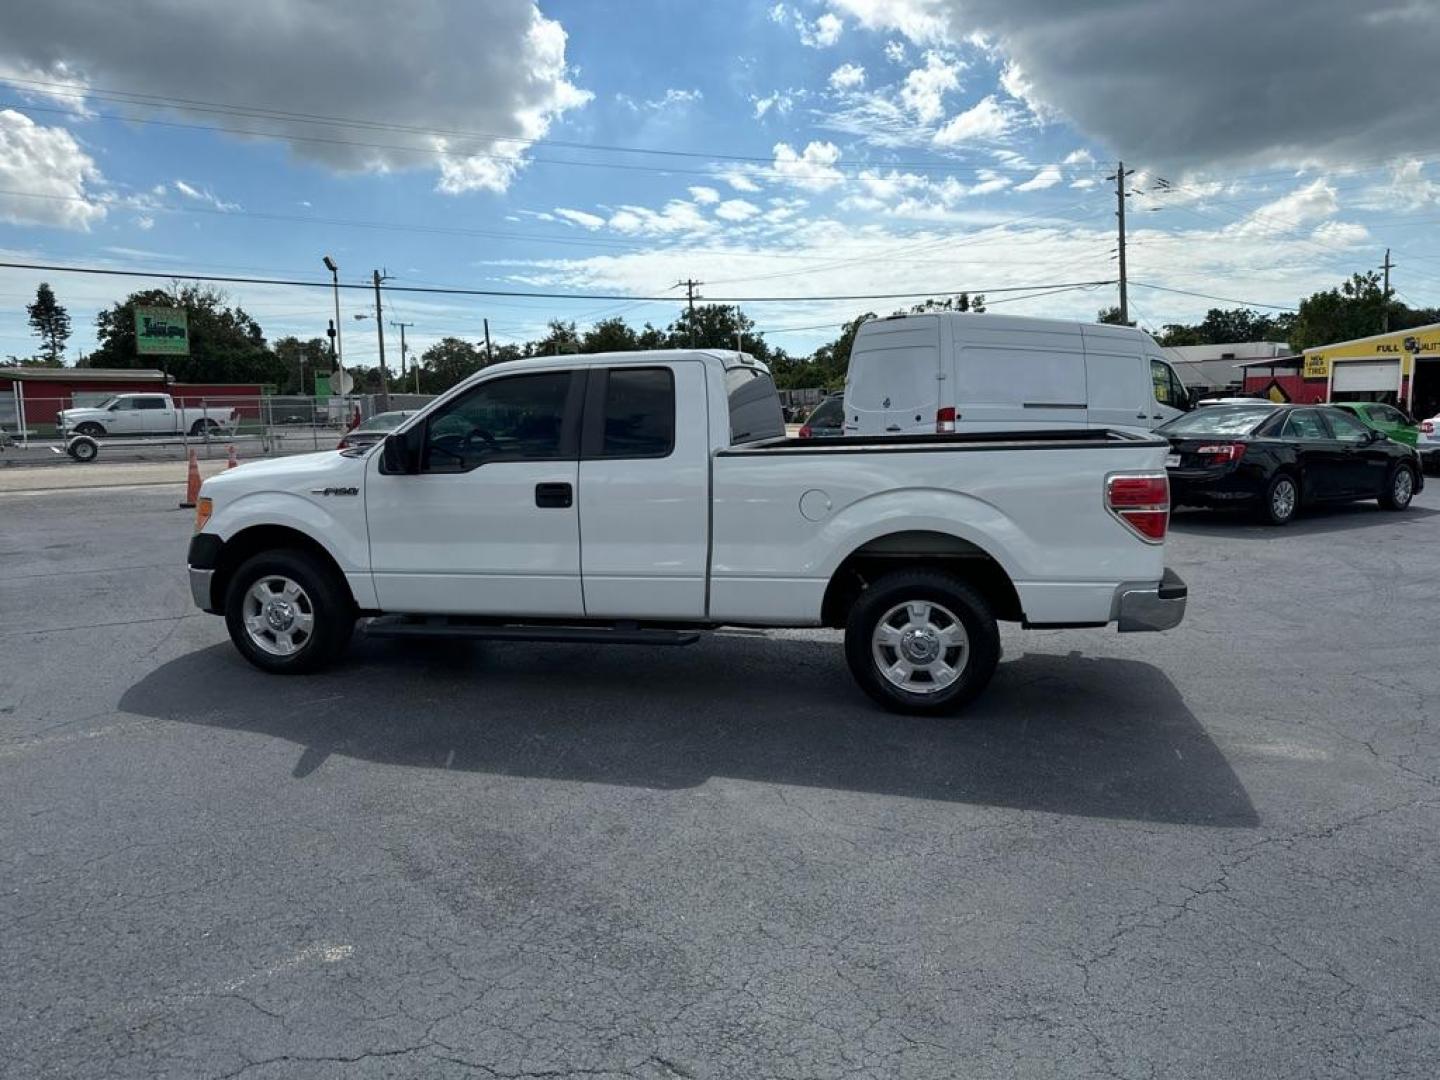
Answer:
2, 484, 1438, 1079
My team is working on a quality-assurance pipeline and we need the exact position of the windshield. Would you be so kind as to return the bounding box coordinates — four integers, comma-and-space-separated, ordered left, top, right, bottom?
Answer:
355, 410, 411, 432
807, 397, 843, 428
90, 397, 118, 410
1159, 405, 1275, 436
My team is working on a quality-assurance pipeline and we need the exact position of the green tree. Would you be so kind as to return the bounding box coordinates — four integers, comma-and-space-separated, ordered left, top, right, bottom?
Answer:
272, 336, 328, 395
533, 320, 580, 356
88, 284, 283, 385
581, 317, 640, 353
1156, 307, 1295, 347
665, 304, 771, 361
26, 282, 71, 364
908, 292, 985, 314
417, 337, 484, 392
771, 313, 872, 390
1288, 272, 1406, 352
1097, 306, 1135, 327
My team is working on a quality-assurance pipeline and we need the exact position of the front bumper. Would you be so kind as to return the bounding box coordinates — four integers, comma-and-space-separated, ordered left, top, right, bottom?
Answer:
189, 567, 216, 612
1116, 569, 1187, 632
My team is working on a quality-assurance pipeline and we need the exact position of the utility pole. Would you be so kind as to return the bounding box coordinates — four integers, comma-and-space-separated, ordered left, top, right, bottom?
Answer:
1381, 248, 1394, 333
372, 269, 391, 410
483, 318, 494, 365
390, 321, 414, 394
674, 279, 702, 346
1107, 162, 1135, 325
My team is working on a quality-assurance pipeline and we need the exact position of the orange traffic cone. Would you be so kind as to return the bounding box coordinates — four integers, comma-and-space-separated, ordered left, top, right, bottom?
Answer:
226, 444, 238, 469
179, 449, 201, 509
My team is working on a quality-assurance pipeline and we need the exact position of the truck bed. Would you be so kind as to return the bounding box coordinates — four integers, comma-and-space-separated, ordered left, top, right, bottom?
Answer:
722, 428, 1164, 455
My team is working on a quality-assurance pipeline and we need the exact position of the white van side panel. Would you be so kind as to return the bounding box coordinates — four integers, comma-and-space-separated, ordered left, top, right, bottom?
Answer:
953, 319, 1086, 431
1081, 324, 1171, 434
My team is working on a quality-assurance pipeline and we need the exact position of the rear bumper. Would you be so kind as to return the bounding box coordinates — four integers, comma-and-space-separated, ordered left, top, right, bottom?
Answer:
1168, 469, 1262, 506
1116, 569, 1187, 632
1418, 446, 1440, 471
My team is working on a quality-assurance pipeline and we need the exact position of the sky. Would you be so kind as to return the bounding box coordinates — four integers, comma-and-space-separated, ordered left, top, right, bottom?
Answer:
2, 0, 1440, 368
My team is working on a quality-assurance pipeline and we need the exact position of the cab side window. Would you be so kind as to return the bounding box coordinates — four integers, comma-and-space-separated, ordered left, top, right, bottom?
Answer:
421, 372, 575, 474
1282, 409, 1329, 440
135, 397, 167, 410
1325, 409, 1371, 443
1150, 358, 1185, 408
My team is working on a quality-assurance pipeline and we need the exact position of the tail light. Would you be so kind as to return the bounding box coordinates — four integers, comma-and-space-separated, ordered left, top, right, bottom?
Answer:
1107, 472, 1169, 543
798, 424, 813, 439
936, 406, 956, 433
1195, 442, 1246, 463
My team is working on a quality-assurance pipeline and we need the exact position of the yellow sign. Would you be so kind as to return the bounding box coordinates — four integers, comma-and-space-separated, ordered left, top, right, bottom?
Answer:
1304, 354, 1329, 379
1302, 322, 1440, 379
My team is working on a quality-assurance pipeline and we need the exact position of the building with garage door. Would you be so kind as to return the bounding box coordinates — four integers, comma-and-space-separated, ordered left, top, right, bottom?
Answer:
1240, 323, 1440, 415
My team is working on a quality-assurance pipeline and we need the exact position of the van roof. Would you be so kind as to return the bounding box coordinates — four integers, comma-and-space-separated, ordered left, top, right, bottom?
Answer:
869, 310, 1153, 339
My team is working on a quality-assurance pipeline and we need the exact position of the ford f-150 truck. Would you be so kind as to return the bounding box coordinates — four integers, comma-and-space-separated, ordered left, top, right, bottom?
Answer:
58, 393, 239, 438
187, 350, 1186, 713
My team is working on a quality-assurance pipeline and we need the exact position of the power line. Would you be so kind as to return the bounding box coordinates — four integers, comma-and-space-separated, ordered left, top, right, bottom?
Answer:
1129, 280, 1296, 311
0, 258, 1115, 305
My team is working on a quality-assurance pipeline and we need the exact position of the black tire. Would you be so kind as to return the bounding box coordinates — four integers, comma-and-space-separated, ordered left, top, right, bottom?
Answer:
223, 549, 355, 674
843, 569, 1001, 715
74, 422, 105, 438
1259, 472, 1299, 526
1379, 463, 1416, 511
190, 419, 219, 437
67, 436, 98, 463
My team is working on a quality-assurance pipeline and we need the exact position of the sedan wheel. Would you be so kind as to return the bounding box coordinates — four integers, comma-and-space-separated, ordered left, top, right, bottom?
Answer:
1380, 464, 1415, 511
1262, 474, 1298, 526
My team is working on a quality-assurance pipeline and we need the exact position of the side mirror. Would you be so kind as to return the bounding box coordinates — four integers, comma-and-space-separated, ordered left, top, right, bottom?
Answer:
1369, 429, 1388, 443
381, 431, 419, 474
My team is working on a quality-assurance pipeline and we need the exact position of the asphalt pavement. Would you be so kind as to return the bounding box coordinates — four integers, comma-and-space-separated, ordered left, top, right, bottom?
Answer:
1, 484, 1437, 1079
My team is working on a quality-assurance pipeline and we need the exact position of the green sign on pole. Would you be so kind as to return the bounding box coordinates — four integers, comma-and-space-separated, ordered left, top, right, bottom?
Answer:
134, 306, 190, 356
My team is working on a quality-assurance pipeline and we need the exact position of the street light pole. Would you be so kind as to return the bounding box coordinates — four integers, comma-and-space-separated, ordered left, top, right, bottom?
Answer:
322, 255, 344, 416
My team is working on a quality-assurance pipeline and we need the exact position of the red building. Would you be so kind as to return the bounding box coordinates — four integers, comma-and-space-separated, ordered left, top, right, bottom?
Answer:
1, 368, 267, 434
1238, 356, 1327, 403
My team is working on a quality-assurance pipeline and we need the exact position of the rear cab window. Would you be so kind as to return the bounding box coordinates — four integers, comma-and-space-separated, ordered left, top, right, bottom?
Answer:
724, 365, 785, 445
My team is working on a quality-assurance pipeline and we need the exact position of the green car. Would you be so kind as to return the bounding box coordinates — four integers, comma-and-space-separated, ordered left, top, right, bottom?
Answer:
1330, 402, 1419, 446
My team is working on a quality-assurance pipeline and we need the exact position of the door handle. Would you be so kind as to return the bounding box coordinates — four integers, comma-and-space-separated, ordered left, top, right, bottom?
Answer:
885, 425, 902, 432
1135, 413, 1147, 419
534, 482, 573, 508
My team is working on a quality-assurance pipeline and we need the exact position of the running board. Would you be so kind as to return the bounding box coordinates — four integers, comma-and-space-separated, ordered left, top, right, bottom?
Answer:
364, 615, 701, 647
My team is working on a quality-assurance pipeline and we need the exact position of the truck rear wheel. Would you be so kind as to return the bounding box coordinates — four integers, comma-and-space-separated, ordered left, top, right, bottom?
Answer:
224, 549, 355, 674
844, 570, 1000, 715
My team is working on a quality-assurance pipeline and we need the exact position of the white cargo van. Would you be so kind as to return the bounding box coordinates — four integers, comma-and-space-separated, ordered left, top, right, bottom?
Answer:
842, 312, 1191, 435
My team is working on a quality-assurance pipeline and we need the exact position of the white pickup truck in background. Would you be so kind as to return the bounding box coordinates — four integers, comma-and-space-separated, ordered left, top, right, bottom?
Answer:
57, 393, 240, 438
186, 349, 1186, 714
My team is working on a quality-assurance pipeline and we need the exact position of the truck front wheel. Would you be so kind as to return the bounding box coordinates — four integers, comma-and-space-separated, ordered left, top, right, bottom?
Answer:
74, 422, 105, 438
224, 549, 355, 674
844, 570, 1000, 715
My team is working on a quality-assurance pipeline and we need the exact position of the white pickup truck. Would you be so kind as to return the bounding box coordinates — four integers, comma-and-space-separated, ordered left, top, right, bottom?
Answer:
186, 349, 1186, 713
57, 393, 239, 438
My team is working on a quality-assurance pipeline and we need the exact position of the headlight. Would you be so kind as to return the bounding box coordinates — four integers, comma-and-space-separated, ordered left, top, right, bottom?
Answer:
194, 496, 213, 533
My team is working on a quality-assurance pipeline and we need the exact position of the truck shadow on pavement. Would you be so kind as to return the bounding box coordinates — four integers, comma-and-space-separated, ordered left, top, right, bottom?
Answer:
120, 634, 1257, 828
1171, 503, 1440, 538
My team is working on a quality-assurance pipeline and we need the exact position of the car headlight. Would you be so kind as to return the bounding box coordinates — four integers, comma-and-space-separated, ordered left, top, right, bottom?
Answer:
194, 497, 213, 533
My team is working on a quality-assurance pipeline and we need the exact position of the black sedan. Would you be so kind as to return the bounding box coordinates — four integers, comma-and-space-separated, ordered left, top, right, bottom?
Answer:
1158, 403, 1424, 525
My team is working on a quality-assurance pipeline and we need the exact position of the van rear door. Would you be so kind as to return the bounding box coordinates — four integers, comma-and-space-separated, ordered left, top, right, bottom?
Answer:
1083, 326, 1150, 432
844, 316, 940, 434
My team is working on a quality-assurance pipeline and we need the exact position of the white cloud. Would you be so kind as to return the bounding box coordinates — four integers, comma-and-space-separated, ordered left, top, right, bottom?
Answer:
606, 199, 713, 236
1357, 159, 1440, 212
554, 207, 605, 229
689, 185, 721, 205
997, 61, 1052, 120
0, 1, 590, 195
899, 50, 962, 123
1070, 177, 1098, 190
829, 63, 867, 91
827, 0, 950, 44
752, 89, 800, 118
715, 198, 762, 222
616, 87, 703, 112
0, 109, 105, 230
1230, 178, 1337, 237
1063, 149, 1094, 166
772, 141, 844, 191
884, 39, 908, 64
1015, 164, 1062, 191
1311, 220, 1369, 247
933, 95, 1012, 145
969, 168, 1012, 195
172, 178, 240, 211
721, 170, 762, 193
769, 2, 788, 24
802, 12, 845, 47
135, 215, 154, 230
